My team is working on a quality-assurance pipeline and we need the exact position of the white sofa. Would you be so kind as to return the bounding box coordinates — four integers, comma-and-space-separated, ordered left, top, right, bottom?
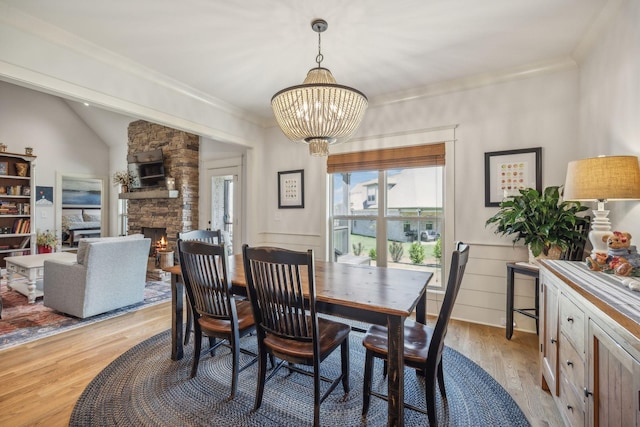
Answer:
43, 234, 151, 318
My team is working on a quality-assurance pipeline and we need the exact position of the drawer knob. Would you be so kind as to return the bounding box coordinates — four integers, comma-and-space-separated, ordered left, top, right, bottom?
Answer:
567, 316, 574, 323
584, 388, 593, 398
566, 360, 573, 367
566, 405, 573, 412
551, 338, 557, 344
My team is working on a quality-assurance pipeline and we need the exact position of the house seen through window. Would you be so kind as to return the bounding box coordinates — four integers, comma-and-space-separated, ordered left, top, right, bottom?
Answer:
331, 165, 444, 283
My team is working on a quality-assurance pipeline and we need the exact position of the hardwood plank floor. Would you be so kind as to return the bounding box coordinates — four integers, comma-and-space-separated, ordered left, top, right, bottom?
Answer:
0, 302, 562, 426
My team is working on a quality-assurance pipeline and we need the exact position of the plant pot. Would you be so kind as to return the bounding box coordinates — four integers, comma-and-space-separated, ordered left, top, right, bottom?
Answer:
121, 185, 128, 193
528, 245, 562, 265
38, 245, 53, 254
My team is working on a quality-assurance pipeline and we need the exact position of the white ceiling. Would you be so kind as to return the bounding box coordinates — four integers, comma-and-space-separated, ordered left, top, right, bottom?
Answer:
4, 0, 609, 123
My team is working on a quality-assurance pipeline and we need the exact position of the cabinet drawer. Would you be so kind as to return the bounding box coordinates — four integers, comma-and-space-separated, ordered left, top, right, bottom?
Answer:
559, 333, 585, 397
559, 372, 585, 427
560, 294, 585, 353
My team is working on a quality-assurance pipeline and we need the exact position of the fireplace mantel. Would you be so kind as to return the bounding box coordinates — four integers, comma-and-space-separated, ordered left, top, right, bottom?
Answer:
118, 190, 179, 200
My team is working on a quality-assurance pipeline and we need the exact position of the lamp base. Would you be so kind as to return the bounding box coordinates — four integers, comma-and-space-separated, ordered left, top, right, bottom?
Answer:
588, 208, 611, 254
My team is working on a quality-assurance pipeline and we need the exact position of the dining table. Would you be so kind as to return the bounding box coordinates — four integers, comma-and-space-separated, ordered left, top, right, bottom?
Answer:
164, 253, 433, 427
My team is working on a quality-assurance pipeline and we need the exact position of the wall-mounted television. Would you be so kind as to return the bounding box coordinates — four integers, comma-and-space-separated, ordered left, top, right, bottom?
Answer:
127, 149, 165, 189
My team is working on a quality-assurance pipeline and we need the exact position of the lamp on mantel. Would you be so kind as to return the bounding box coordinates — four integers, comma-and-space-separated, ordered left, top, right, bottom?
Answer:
271, 19, 368, 157
563, 155, 640, 254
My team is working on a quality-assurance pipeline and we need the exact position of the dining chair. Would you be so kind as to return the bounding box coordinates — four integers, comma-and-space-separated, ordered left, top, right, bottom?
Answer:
178, 229, 223, 345
242, 244, 351, 427
361, 242, 470, 427
178, 239, 257, 399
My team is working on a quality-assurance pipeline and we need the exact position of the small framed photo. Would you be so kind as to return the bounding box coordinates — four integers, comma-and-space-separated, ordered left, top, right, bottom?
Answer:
0, 162, 7, 176
278, 169, 304, 209
484, 147, 542, 207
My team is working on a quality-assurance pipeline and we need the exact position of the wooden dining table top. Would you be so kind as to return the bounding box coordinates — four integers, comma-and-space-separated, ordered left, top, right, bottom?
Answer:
165, 253, 433, 318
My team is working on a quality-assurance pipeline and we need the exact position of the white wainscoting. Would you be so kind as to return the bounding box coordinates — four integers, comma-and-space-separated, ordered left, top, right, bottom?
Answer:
427, 243, 537, 334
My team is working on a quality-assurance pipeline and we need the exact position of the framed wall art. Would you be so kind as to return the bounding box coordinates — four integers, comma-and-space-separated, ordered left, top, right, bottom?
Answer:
0, 162, 7, 176
484, 147, 542, 207
278, 169, 304, 209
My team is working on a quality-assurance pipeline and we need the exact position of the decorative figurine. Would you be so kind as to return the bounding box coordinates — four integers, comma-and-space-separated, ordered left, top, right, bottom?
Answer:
585, 231, 639, 277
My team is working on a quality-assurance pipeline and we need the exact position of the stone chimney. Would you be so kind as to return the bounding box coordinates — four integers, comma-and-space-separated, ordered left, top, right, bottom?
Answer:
125, 120, 199, 253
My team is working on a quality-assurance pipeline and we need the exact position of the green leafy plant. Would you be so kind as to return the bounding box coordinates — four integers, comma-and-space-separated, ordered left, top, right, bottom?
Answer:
433, 237, 442, 260
389, 241, 403, 262
352, 242, 364, 256
485, 186, 589, 257
368, 248, 377, 260
409, 241, 425, 264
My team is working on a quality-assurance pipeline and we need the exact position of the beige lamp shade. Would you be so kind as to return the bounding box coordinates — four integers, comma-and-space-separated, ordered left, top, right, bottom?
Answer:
564, 155, 640, 201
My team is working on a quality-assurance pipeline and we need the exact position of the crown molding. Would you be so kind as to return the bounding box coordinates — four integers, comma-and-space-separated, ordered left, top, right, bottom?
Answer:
369, 57, 578, 108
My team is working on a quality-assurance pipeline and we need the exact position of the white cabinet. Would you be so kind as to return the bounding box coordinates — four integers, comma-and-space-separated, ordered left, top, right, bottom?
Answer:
540, 261, 640, 427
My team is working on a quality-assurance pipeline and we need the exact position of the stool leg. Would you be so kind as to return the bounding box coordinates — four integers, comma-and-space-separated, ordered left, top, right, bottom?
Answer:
506, 266, 515, 340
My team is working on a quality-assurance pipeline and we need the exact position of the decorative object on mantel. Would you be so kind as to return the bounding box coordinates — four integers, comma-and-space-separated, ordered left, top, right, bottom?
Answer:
585, 230, 640, 277
112, 169, 134, 193
165, 177, 175, 191
564, 155, 640, 255
24, 147, 33, 155
0, 143, 6, 152
271, 19, 368, 157
485, 186, 590, 264
36, 229, 58, 253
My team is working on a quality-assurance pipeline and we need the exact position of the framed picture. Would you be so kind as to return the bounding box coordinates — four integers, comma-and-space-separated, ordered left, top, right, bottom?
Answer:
0, 162, 7, 176
278, 169, 304, 209
484, 147, 542, 207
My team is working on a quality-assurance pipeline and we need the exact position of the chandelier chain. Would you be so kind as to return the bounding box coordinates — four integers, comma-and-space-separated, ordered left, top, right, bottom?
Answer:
316, 30, 323, 68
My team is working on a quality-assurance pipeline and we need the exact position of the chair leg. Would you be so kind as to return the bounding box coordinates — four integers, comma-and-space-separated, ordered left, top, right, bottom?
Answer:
184, 303, 192, 345
362, 350, 374, 416
437, 360, 446, 398
229, 336, 239, 399
341, 339, 350, 393
314, 361, 321, 427
426, 369, 438, 427
191, 329, 202, 378
254, 346, 268, 411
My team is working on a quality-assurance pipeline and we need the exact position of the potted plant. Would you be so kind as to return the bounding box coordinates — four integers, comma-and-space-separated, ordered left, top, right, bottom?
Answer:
485, 186, 590, 262
36, 229, 58, 253
113, 170, 134, 192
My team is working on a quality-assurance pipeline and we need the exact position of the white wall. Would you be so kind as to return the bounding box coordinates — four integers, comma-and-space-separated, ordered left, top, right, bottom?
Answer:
0, 81, 109, 235
579, 0, 640, 239
260, 67, 580, 329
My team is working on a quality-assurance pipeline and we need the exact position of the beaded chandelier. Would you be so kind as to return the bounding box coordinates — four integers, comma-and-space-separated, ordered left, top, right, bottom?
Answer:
271, 19, 368, 157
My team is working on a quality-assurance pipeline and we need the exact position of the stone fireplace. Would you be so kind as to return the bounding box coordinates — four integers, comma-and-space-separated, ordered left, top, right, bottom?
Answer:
125, 120, 199, 254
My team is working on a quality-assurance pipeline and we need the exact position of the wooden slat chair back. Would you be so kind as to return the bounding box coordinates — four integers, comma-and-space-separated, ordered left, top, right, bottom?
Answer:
362, 242, 470, 427
561, 216, 591, 261
177, 239, 256, 399
242, 244, 350, 427
177, 229, 224, 346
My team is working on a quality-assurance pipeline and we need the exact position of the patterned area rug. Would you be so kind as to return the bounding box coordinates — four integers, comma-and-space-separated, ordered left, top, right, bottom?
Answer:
71, 329, 531, 426
0, 279, 171, 351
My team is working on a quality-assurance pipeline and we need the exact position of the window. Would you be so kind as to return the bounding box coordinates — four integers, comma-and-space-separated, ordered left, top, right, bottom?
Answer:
329, 144, 445, 284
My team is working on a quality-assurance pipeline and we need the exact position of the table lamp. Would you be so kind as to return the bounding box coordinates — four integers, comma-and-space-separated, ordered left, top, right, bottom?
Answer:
563, 155, 640, 254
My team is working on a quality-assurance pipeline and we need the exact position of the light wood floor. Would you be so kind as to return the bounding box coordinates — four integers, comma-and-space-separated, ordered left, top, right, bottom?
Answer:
0, 302, 563, 426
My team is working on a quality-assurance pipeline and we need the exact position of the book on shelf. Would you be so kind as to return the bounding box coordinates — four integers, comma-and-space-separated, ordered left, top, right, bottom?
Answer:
18, 236, 30, 248
12, 218, 30, 234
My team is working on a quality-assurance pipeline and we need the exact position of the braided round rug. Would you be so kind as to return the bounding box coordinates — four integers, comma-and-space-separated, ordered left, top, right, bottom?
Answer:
71, 329, 530, 426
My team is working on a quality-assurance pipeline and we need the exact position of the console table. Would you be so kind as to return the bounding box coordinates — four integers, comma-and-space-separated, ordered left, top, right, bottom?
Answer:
539, 260, 640, 426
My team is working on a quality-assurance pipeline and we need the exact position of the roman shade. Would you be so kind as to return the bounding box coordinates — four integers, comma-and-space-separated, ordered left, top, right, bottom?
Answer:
326, 143, 445, 173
